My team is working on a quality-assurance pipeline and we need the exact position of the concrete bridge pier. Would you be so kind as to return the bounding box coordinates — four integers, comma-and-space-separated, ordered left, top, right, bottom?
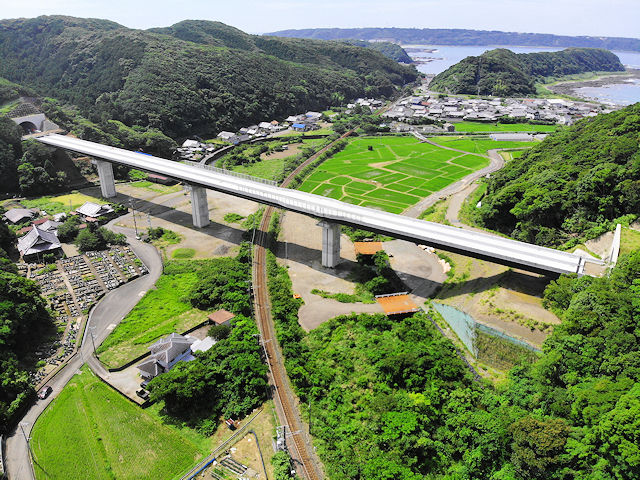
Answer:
319, 220, 340, 268
190, 185, 210, 228
94, 159, 117, 198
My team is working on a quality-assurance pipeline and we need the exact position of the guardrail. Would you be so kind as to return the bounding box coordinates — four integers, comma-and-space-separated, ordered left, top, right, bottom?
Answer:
182, 160, 277, 186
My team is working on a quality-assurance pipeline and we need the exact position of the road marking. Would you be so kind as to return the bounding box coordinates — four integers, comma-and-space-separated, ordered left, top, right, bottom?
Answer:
107, 324, 117, 331
138, 290, 146, 297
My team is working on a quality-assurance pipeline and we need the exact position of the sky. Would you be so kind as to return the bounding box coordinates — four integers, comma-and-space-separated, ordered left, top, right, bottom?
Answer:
2, 0, 639, 38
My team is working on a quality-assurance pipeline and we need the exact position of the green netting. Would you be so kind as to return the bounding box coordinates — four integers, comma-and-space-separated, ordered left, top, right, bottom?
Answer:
433, 303, 477, 356
433, 303, 541, 357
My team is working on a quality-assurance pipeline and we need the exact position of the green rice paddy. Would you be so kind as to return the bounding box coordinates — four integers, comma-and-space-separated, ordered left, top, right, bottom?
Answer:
429, 136, 539, 155
298, 136, 490, 214
453, 122, 558, 133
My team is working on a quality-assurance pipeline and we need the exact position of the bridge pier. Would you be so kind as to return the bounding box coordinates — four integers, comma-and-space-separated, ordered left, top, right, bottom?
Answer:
94, 159, 116, 198
319, 220, 340, 268
190, 186, 210, 228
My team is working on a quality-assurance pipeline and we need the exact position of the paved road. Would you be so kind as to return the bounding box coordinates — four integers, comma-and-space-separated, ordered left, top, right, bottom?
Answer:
4, 220, 162, 480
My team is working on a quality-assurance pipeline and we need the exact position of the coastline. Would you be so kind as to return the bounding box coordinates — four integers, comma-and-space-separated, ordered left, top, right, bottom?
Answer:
547, 69, 640, 101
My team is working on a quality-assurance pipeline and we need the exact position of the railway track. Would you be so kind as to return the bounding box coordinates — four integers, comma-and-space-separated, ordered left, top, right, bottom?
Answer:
252, 132, 352, 480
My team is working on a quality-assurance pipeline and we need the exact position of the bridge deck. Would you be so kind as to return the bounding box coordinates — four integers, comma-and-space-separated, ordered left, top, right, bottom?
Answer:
37, 134, 604, 276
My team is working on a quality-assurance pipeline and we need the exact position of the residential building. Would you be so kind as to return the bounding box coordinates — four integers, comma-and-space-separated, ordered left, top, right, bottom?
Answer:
17, 225, 62, 260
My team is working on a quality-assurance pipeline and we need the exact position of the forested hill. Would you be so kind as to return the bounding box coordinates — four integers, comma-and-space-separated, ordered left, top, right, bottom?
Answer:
269, 27, 640, 52
478, 103, 640, 247
429, 48, 624, 96
0, 16, 418, 138
152, 20, 414, 63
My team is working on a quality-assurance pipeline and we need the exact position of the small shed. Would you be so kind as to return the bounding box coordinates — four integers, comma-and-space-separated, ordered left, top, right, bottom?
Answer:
208, 309, 235, 327
354, 241, 383, 255
375, 293, 420, 316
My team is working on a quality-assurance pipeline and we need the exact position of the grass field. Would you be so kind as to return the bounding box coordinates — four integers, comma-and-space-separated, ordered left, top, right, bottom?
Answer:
31, 368, 206, 480
429, 136, 539, 155
96, 272, 204, 368
453, 122, 558, 133
128, 180, 182, 194
231, 138, 326, 181
620, 227, 640, 257
19, 191, 103, 214
298, 136, 489, 214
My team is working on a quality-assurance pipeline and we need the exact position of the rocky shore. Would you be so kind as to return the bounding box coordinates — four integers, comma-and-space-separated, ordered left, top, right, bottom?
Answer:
548, 69, 640, 98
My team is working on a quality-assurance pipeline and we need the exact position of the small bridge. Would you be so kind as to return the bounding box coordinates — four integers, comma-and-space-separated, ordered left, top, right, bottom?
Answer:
36, 133, 605, 276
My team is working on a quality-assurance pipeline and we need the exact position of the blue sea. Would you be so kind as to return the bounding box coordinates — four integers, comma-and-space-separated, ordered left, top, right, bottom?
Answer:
408, 45, 640, 105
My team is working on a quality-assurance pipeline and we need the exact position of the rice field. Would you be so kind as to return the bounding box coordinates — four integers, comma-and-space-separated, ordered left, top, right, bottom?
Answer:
31, 368, 206, 480
428, 136, 539, 155
298, 136, 489, 214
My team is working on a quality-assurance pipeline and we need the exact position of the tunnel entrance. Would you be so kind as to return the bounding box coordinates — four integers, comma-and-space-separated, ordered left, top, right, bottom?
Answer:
19, 121, 38, 134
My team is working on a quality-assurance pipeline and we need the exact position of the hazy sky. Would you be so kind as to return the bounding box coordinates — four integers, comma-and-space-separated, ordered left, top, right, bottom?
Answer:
3, 0, 639, 38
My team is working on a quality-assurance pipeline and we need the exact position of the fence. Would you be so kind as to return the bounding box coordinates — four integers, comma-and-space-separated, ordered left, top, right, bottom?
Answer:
182, 160, 277, 186
432, 302, 541, 357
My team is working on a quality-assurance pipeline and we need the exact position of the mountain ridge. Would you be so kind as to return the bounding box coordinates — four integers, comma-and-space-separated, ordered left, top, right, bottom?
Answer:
267, 27, 640, 52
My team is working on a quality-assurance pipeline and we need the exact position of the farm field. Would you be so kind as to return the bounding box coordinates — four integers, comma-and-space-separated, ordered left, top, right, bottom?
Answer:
31, 368, 207, 480
230, 138, 326, 181
453, 121, 558, 133
12, 191, 103, 214
429, 136, 539, 155
298, 136, 489, 214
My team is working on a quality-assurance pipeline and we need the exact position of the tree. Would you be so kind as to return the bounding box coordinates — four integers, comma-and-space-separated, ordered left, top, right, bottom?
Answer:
208, 324, 231, 340
510, 416, 570, 479
75, 228, 104, 252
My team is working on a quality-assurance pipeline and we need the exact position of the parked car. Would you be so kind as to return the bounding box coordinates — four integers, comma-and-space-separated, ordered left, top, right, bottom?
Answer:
38, 386, 52, 400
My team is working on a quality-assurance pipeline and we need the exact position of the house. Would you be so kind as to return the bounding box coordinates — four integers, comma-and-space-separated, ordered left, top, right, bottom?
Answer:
258, 122, 273, 130
217, 131, 238, 142
292, 123, 308, 132
181, 139, 200, 149
305, 111, 322, 122
137, 333, 194, 381
39, 219, 62, 233
4, 208, 37, 224
443, 123, 456, 132
75, 202, 114, 220
17, 225, 62, 260
208, 309, 235, 327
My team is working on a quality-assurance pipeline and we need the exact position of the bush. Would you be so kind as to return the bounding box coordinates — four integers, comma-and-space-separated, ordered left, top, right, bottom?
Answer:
208, 324, 231, 340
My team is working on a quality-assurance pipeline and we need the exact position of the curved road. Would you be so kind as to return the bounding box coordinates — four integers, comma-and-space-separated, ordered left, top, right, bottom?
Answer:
5, 220, 163, 480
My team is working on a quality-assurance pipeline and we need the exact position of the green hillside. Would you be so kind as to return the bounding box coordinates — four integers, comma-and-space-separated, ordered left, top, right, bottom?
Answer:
429, 48, 624, 96
153, 20, 414, 64
478, 103, 640, 246
0, 16, 418, 139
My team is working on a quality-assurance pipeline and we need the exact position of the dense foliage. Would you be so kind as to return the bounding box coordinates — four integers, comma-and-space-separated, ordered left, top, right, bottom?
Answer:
478, 103, 640, 246
339, 39, 413, 63
265, 247, 640, 479
75, 225, 126, 252
0, 115, 22, 192
147, 315, 268, 434
0, 16, 417, 139
0, 228, 54, 432
270, 27, 640, 52
430, 48, 624, 96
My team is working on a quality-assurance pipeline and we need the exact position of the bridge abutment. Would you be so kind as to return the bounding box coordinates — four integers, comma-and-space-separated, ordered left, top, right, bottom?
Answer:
319, 220, 340, 268
190, 186, 210, 228
94, 159, 117, 198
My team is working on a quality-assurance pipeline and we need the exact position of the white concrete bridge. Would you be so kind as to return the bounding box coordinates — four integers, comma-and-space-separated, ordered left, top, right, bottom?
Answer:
37, 133, 604, 276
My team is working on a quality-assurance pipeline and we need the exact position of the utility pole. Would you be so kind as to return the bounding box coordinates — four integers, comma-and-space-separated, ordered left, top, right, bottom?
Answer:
89, 326, 97, 357
19, 421, 32, 457
129, 198, 140, 239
